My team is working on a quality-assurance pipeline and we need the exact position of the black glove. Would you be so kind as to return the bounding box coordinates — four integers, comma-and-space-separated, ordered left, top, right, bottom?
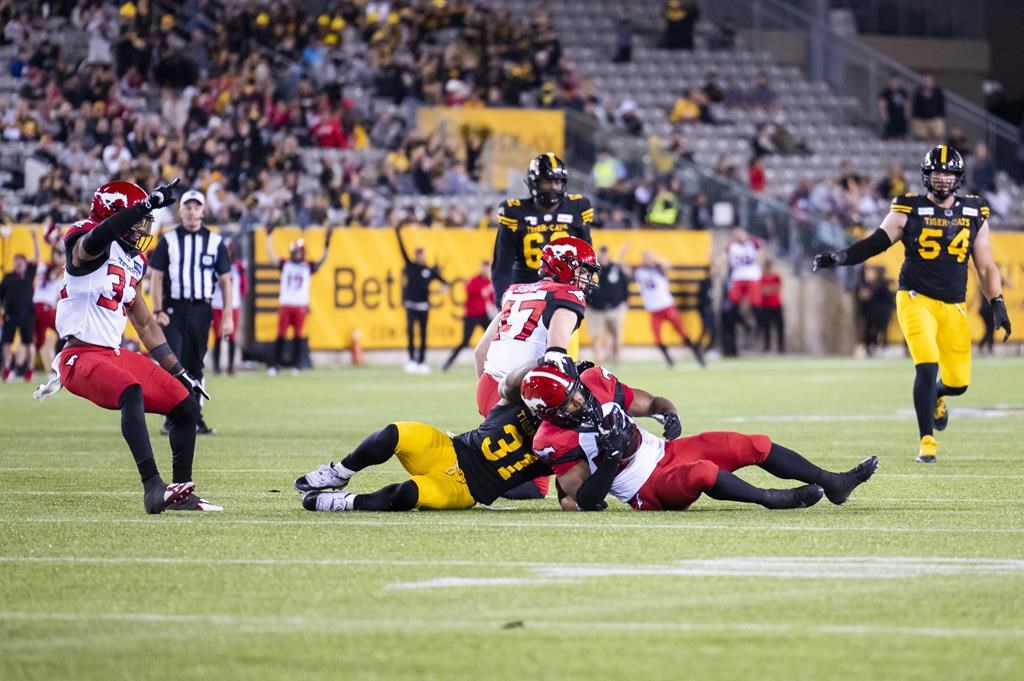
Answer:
991, 296, 1012, 342
653, 412, 682, 440
541, 349, 578, 379
575, 360, 595, 374
144, 178, 180, 210
175, 368, 211, 401
812, 250, 845, 271
596, 406, 633, 462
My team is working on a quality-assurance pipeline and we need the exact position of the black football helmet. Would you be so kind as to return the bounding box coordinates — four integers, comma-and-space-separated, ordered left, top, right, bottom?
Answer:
920, 144, 964, 200
526, 152, 568, 209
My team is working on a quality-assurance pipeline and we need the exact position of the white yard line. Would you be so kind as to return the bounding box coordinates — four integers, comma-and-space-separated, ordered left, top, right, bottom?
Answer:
0, 610, 1020, 640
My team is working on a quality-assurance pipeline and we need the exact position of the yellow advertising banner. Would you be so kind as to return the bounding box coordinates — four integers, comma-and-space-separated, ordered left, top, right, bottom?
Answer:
866, 232, 1024, 343
255, 227, 713, 351
414, 107, 565, 191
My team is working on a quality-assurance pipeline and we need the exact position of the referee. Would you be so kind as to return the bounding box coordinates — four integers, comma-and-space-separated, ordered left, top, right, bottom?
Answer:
150, 189, 232, 434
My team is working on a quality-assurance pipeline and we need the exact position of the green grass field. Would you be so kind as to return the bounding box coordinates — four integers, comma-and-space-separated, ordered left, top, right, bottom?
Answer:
2, 356, 1023, 681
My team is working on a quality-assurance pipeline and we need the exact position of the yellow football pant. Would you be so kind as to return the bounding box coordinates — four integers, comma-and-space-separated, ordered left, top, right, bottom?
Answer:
895, 290, 971, 388
393, 422, 476, 510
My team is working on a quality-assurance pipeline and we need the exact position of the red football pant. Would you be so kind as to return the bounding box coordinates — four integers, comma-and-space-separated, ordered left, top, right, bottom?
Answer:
474, 371, 550, 497
33, 303, 56, 347
212, 307, 239, 341
650, 306, 689, 344
728, 279, 762, 306
631, 432, 772, 511
277, 305, 308, 338
58, 345, 189, 414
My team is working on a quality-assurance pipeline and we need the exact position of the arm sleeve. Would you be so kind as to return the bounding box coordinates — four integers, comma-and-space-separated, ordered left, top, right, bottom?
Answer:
214, 242, 231, 276
838, 228, 893, 266
80, 203, 149, 257
149, 235, 170, 272
575, 455, 618, 511
541, 286, 586, 329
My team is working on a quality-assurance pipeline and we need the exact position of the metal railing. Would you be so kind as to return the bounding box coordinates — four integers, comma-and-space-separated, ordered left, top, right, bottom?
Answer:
704, 0, 1020, 172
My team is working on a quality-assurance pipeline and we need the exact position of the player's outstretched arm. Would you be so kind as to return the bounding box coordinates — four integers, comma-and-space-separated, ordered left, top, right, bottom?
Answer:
972, 222, 1012, 341
628, 387, 682, 439
313, 225, 334, 271
74, 179, 179, 268
30, 228, 40, 263
394, 223, 412, 264
812, 211, 904, 271
264, 227, 281, 268
129, 297, 210, 400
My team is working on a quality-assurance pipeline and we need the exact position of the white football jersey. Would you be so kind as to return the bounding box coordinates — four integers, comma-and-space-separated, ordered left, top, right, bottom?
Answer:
56, 238, 145, 349
483, 280, 586, 380
727, 238, 763, 282
33, 262, 63, 307
573, 405, 665, 504
212, 261, 242, 310
632, 265, 674, 312
279, 260, 312, 307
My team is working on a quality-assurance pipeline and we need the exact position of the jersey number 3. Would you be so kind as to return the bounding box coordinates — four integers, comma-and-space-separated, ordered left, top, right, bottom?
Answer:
918, 227, 970, 263
96, 264, 139, 315
481, 424, 538, 481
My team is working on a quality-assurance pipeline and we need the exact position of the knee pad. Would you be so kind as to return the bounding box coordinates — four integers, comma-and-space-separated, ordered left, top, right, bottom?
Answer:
169, 395, 200, 426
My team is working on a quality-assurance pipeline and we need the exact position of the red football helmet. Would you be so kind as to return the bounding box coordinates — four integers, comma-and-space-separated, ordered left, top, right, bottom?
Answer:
539, 237, 600, 298
520, 364, 599, 428
90, 181, 154, 253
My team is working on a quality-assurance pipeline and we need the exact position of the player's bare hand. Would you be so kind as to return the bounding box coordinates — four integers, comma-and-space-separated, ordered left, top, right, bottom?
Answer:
991, 296, 1012, 342
155, 311, 170, 327
221, 315, 235, 338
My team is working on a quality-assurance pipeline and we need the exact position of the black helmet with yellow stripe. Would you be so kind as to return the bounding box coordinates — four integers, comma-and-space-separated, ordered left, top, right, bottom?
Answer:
526, 152, 568, 209
920, 144, 964, 200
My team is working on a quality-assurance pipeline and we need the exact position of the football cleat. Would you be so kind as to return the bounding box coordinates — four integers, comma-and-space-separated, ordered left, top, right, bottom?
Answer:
822, 455, 879, 505
763, 484, 824, 510
196, 419, 216, 435
302, 490, 355, 512
144, 481, 196, 514
165, 493, 224, 511
294, 462, 350, 493
915, 435, 938, 464
933, 397, 948, 431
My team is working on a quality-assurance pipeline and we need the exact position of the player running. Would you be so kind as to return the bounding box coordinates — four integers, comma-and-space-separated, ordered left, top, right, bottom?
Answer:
34, 180, 220, 513
626, 249, 705, 367
813, 144, 1011, 463
520, 364, 877, 512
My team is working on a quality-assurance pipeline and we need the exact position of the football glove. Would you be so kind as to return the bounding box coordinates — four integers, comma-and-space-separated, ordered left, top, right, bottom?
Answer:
574, 360, 595, 374
812, 250, 846, 271
175, 368, 211, 401
596, 406, 635, 463
653, 412, 682, 440
991, 296, 1012, 342
541, 349, 578, 379
144, 178, 180, 210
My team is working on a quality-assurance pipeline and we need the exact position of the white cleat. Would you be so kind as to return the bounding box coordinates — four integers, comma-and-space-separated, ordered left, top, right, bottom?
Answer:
294, 462, 350, 492
417, 363, 431, 375
165, 493, 224, 511
302, 490, 355, 512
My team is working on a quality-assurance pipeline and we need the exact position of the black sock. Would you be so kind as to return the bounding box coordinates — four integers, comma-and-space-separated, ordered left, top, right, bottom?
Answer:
168, 397, 199, 483
227, 339, 236, 373
353, 481, 419, 511
341, 424, 400, 472
706, 469, 766, 505
657, 344, 674, 366
212, 338, 222, 372
936, 381, 968, 399
119, 385, 159, 484
759, 443, 823, 484
291, 337, 302, 368
913, 363, 938, 438
273, 337, 285, 368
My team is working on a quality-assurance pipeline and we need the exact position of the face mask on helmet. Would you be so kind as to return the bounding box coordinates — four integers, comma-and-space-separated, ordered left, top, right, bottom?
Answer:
118, 214, 154, 254
523, 370, 601, 430
921, 145, 963, 200
526, 154, 568, 209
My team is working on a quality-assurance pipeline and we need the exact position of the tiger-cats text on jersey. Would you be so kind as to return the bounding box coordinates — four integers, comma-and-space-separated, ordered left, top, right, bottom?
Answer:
890, 193, 990, 303
452, 401, 550, 505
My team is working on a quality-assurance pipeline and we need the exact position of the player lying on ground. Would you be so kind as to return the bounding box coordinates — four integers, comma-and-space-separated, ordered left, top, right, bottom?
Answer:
296, 361, 554, 512
34, 179, 220, 513
519, 364, 878, 512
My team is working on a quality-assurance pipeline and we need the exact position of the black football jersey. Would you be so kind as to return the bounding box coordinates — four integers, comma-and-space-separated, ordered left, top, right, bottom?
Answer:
891, 193, 990, 303
452, 401, 550, 505
491, 194, 594, 302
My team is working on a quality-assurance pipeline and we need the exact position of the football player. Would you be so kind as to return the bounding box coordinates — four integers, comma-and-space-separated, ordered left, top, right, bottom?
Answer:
34, 180, 220, 513
491, 153, 595, 303
296, 361, 553, 512
813, 145, 1011, 463
521, 364, 877, 512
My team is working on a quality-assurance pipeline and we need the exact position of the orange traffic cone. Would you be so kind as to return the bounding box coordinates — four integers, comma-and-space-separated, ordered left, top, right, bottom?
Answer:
351, 328, 365, 367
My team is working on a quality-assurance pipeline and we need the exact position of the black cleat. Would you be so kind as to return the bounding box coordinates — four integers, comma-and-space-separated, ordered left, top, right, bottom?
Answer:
159, 422, 171, 436
687, 340, 707, 368
822, 455, 879, 505
763, 484, 824, 510
143, 481, 195, 514
196, 419, 216, 435
933, 397, 948, 432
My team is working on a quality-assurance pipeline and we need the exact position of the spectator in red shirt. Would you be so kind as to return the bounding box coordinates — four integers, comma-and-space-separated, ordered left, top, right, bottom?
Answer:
748, 156, 766, 192
757, 258, 784, 353
443, 260, 496, 372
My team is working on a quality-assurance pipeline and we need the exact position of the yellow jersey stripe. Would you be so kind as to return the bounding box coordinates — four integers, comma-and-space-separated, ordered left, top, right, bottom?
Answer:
980, 208, 990, 217
891, 205, 912, 213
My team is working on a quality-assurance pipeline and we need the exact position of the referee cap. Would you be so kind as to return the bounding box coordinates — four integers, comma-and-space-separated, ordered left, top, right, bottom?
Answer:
181, 189, 205, 206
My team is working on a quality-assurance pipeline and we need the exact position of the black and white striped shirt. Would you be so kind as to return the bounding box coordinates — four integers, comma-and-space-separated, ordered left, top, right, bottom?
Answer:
150, 225, 231, 302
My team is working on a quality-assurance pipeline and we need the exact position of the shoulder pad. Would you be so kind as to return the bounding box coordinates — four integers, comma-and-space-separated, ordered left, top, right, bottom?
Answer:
497, 201, 519, 231
890, 194, 915, 213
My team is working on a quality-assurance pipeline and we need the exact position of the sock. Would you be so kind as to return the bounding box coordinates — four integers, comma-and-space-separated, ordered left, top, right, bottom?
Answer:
168, 397, 199, 483
340, 424, 400, 472
333, 462, 357, 479
212, 338, 222, 372
913, 363, 938, 438
936, 381, 967, 399
292, 337, 302, 368
227, 339, 236, 373
119, 385, 159, 484
353, 481, 419, 511
706, 469, 766, 505
273, 337, 284, 368
657, 344, 674, 366
759, 443, 823, 484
